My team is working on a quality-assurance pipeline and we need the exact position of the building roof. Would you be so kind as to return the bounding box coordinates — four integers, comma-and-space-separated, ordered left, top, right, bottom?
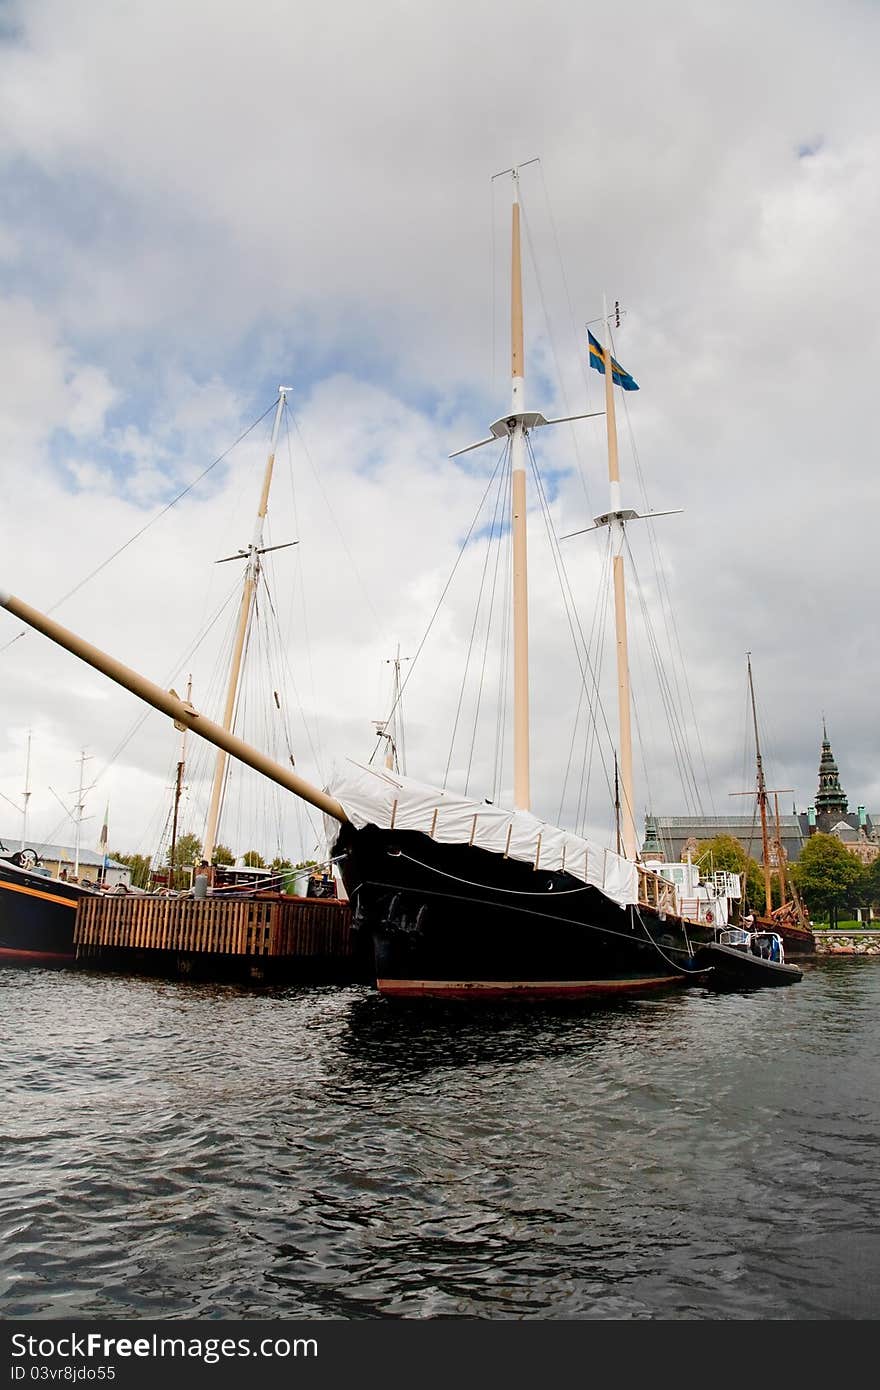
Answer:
0, 835, 127, 870
650, 809, 876, 862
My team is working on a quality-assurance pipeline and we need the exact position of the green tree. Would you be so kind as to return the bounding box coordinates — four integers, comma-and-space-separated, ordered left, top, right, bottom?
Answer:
790, 834, 863, 928
693, 834, 768, 913
242, 849, 266, 868
270, 856, 293, 873
853, 858, 880, 922
213, 844, 235, 866
867, 858, 880, 915
167, 832, 202, 868
110, 851, 152, 889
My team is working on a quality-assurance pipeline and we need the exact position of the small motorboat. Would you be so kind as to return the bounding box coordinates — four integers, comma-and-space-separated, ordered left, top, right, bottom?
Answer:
696, 927, 803, 989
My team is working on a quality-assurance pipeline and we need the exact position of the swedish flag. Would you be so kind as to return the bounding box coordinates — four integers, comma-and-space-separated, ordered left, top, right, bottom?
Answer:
588, 330, 639, 391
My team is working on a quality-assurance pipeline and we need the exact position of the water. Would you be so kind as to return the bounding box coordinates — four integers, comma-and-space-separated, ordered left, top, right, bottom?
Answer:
1, 959, 878, 1320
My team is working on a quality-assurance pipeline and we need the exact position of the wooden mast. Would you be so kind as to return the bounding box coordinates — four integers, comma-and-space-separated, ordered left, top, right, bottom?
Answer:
169, 673, 191, 889
510, 171, 530, 812
203, 387, 291, 861
773, 791, 787, 907
602, 302, 638, 860
20, 729, 32, 851
747, 652, 773, 916
0, 589, 348, 824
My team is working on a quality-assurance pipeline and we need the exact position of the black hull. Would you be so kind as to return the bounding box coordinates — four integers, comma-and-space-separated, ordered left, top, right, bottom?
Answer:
334, 824, 713, 1000
0, 860, 91, 965
695, 942, 803, 988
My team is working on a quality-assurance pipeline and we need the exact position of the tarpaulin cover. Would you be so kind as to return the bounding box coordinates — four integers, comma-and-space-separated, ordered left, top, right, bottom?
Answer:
325, 761, 638, 908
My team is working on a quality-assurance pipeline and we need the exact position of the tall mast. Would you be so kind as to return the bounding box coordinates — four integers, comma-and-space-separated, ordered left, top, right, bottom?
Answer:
449, 163, 603, 808
203, 387, 292, 861
169, 673, 192, 888
383, 646, 409, 773
602, 300, 637, 860
20, 729, 32, 850
510, 171, 530, 812
747, 653, 773, 915
73, 749, 90, 879
773, 791, 787, 907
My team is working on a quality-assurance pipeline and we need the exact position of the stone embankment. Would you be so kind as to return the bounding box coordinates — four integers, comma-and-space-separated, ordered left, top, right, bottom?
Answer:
812, 930, 880, 956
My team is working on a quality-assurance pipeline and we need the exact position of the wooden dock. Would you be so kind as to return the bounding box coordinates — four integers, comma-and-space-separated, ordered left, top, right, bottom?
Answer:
74, 893, 371, 983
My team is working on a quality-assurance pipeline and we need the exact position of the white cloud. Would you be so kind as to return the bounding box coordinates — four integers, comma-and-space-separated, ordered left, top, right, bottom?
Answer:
1, 0, 878, 865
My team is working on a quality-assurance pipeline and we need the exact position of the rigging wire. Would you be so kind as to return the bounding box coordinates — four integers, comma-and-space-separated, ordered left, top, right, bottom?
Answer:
0, 399, 280, 655
366, 444, 510, 769
444, 443, 511, 791
466, 460, 512, 797
558, 527, 611, 827
573, 531, 613, 838
521, 171, 596, 519
288, 410, 383, 633
491, 469, 513, 804
282, 407, 326, 776
525, 434, 618, 812
612, 344, 717, 816
624, 532, 705, 816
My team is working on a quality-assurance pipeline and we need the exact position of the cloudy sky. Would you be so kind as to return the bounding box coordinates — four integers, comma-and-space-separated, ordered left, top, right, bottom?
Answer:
0, 0, 877, 868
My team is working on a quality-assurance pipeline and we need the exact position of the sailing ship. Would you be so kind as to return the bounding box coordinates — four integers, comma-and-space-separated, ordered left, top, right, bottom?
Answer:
0, 390, 299, 962
735, 655, 815, 959
0, 166, 754, 996
0, 852, 91, 965
0, 744, 100, 965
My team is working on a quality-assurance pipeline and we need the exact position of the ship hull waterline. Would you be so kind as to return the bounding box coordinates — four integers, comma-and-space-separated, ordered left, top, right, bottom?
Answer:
335, 824, 713, 1002
0, 860, 89, 966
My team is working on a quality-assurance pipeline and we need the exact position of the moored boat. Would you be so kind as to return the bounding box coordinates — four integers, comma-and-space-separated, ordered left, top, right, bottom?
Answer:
0, 168, 775, 1001
328, 766, 723, 1000
0, 848, 94, 965
734, 656, 817, 959
0, 165, 734, 1001
695, 926, 803, 988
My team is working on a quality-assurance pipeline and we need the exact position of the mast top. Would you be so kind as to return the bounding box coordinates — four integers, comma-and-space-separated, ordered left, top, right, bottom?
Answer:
492, 158, 540, 186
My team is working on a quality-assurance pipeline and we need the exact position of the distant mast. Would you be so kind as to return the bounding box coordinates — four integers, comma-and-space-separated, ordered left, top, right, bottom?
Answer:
203, 387, 296, 862
72, 749, 90, 880
747, 653, 773, 915
169, 673, 192, 887
509, 170, 530, 812
20, 729, 32, 851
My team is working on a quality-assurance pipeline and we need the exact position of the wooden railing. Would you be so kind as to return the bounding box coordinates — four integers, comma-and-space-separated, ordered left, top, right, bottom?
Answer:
637, 866, 678, 915
75, 894, 354, 959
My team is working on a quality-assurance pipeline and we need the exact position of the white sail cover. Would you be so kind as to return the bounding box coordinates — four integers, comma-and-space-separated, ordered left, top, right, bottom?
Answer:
325, 761, 638, 908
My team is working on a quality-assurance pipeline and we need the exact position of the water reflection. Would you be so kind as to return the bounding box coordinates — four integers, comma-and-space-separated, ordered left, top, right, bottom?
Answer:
1, 960, 879, 1318
336, 990, 684, 1083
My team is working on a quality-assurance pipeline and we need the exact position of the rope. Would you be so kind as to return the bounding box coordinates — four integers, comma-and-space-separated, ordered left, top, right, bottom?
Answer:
367, 442, 509, 768
444, 445, 510, 789
350, 870, 702, 968
632, 904, 712, 976
393, 846, 597, 897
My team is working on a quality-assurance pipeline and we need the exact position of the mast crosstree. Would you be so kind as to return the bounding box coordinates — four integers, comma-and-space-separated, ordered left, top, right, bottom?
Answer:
202, 388, 299, 862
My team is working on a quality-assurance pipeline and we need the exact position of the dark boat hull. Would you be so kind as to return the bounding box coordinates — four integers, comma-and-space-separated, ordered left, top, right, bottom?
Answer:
335, 824, 712, 1000
695, 941, 803, 988
0, 859, 90, 965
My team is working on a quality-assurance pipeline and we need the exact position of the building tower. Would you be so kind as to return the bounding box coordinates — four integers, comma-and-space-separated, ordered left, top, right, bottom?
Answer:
814, 721, 848, 830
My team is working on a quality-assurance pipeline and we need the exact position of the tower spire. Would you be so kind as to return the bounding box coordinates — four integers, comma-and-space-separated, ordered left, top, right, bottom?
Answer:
815, 721, 847, 827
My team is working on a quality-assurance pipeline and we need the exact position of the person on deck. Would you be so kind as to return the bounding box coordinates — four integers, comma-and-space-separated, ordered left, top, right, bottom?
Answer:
193, 860, 214, 900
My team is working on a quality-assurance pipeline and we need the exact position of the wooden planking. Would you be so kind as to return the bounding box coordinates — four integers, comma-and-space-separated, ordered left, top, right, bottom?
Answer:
75, 894, 353, 960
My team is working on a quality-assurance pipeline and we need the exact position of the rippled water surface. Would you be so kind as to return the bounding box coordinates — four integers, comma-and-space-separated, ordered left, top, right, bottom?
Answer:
1, 959, 878, 1320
